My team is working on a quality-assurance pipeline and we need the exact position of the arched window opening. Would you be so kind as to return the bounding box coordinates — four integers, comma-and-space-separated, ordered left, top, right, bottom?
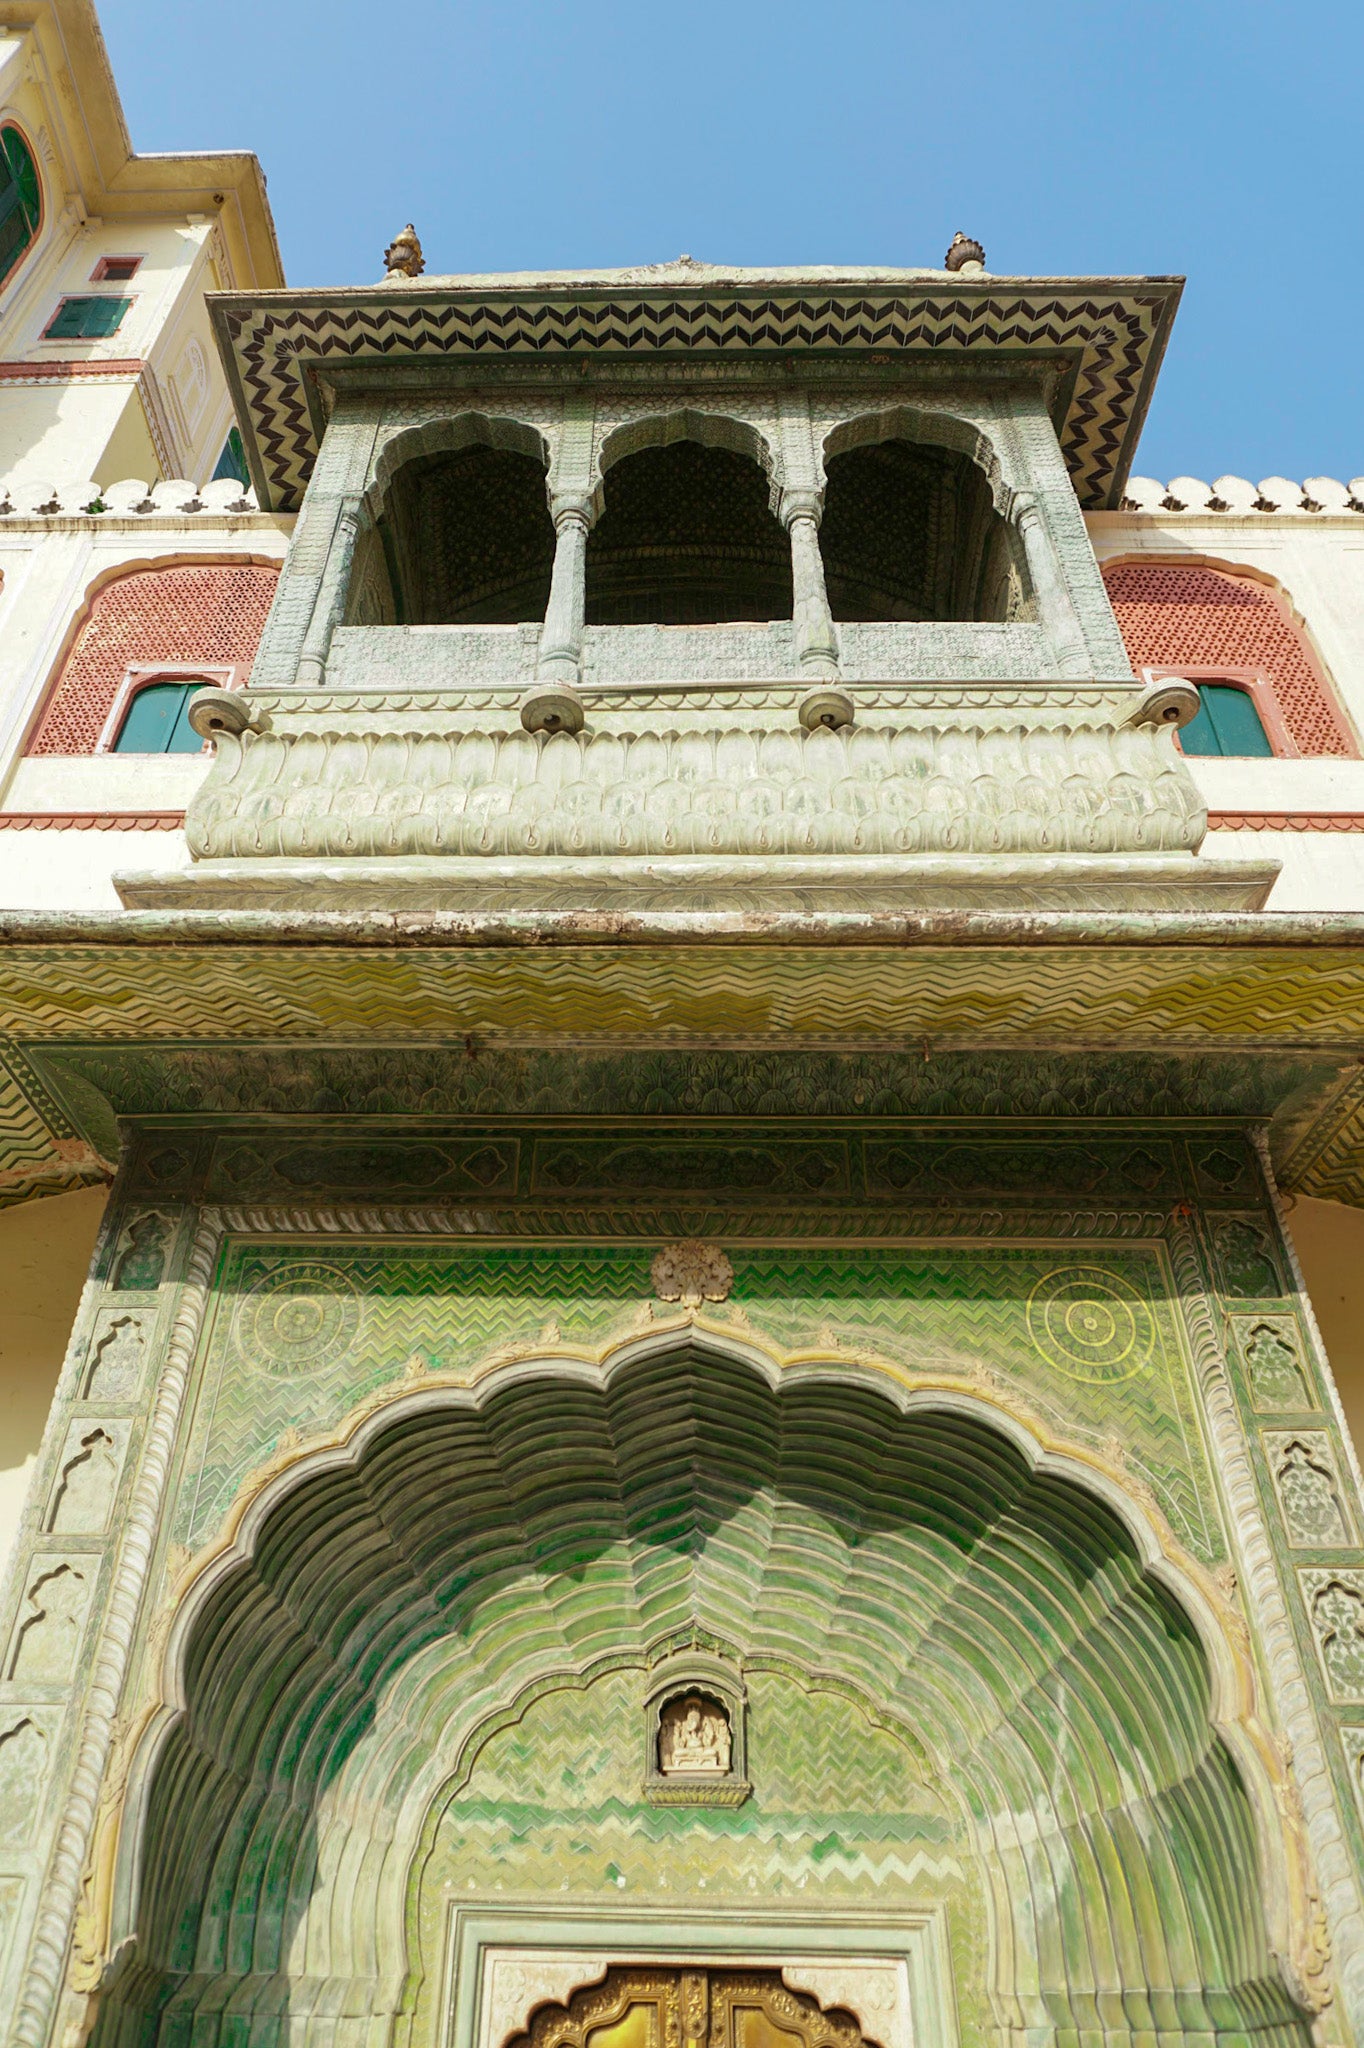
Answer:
111, 678, 211, 755
820, 438, 1019, 623
0, 125, 41, 289
586, 441, 792, 626
1179, 682, 1274, 758
28, 562, 278, 756
381, 444, 555, 624
1103, 560, 1355, 756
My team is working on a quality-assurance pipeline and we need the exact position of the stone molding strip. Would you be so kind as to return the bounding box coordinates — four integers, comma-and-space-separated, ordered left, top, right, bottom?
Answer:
1208, 814, 1364, 833
0, 360, 145, 382
0, 812, 186, 831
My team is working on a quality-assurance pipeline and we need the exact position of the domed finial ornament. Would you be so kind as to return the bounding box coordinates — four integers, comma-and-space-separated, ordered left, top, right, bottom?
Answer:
944, 231, 985, 275
383, 223, 425, 279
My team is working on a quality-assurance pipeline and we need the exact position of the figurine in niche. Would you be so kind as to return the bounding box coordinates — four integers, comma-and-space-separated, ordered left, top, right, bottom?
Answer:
659, 1692, 732, 1775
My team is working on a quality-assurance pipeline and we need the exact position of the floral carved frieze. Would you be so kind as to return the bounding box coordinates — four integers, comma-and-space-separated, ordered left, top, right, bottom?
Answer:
185, 721, 1204, 863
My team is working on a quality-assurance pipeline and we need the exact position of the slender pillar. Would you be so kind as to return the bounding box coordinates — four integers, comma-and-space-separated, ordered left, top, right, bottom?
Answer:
295, 496, 363, 686
1010, 489, 1091, 679
535, 494, 593, 687
781, 487, 840, 682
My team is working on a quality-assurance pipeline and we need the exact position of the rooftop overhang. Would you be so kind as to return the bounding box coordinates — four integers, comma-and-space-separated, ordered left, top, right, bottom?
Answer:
208, 264, 1183, 514
0, 0, 283, 288
2, 905, 1364, 1207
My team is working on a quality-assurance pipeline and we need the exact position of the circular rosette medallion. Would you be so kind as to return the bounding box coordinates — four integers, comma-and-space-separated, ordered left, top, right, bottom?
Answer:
234, 1261, 361, 1375
1026, 1265, 1154, 1384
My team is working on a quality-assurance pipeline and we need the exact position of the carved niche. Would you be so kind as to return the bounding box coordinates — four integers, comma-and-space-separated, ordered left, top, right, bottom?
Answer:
1236, 1317, 1314, 1412
1265, 1432, 1353, 1548
643, 1652, 749, 1806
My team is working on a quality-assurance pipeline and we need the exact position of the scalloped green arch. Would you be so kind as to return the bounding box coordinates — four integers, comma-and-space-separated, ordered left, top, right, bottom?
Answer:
95, 1343, 1308, 2048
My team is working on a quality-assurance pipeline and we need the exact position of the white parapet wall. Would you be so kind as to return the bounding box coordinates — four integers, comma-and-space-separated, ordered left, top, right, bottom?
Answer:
0, 474, 293, 910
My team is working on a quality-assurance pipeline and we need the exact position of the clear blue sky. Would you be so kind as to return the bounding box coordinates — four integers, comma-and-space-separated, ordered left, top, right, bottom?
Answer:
101, 0, 1362, 486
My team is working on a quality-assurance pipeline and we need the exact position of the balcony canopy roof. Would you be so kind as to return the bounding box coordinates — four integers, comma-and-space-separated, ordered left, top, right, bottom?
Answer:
208, 257, 1183, 515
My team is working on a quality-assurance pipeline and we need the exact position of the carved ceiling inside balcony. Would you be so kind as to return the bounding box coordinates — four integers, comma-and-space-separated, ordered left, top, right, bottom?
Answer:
381, 443, 556, 624
820, 439, 1022, 623
585, 441, 793, 626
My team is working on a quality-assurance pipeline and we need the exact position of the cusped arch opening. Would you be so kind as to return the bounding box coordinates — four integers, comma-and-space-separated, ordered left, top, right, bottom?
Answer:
587, 416, 790, 625
820, 408, 1025, 624
372, 415, 554, 625
97, 1339, 1308, 2048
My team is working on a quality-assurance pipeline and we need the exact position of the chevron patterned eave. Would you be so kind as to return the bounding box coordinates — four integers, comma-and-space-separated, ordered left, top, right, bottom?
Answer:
4, 912, 1364, 1203
205, 275, 1183, 512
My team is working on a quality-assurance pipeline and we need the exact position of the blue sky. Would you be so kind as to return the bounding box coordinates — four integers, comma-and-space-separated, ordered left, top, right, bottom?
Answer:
101, 0, 1362, 485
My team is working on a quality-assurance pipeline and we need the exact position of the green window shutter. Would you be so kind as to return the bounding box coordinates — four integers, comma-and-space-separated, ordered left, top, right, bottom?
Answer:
1179, 683, 1274, 758
212, 427, 249, 487
45, 295, 133, 339
114, 682, 201, 754
0, 126, 40, 283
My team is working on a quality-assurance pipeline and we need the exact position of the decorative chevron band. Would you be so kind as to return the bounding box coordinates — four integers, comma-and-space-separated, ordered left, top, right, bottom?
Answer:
209, 279, 1182, 513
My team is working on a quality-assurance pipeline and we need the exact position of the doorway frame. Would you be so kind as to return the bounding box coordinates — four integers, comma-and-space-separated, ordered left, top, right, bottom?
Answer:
438, 1903, 959, 2048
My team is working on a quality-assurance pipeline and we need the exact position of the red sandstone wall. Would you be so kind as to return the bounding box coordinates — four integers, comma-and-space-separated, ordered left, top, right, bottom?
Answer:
29, 562, 279, 755
1103, 561, 1354, 756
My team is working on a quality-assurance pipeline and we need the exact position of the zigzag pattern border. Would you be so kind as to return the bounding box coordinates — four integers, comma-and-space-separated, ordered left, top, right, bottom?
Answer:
219, 290, 1168, 512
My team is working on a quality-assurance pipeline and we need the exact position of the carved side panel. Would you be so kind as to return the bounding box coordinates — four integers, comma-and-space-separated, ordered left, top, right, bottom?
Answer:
1265, 1432, 1355, 1548
1231, 1315, 1316, 1412
0, 1189, 188, 2047
0, 1715, 49, 1848
6, 1560, 92, 1685
82, 1311, 151, 1402
45, 1424, 126, 1537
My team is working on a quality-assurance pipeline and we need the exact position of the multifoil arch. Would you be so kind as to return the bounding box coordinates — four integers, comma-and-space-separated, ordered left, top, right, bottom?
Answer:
95, 1331, 1310, 2048
594, 409, 782, 509
820, 403, 1011, 516
369, 411, 551, 510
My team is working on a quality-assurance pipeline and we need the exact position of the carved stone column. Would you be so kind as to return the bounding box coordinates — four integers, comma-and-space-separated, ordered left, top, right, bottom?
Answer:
1010, 488, 1091, 680
295, 496, 363, 686
781, 487, 840, 682
536, 493, 594, 687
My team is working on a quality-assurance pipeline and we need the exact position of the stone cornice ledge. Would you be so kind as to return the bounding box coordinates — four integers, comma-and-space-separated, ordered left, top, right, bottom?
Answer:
2, 907, 1364, 949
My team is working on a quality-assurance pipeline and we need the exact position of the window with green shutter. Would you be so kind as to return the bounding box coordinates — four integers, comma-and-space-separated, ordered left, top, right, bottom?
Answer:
113, 682, 206, 755
213, 426, 249, 487
43, 295, 134, 340
0, 125, 41, 288
1178, 682, 1275, 757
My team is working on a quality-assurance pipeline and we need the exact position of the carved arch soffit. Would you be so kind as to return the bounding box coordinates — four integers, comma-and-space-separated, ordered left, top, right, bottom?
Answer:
820, 400, 1014, 516
93, 1325, 1306, 2006
593, 408, 785, 515
368, 408, 553, 511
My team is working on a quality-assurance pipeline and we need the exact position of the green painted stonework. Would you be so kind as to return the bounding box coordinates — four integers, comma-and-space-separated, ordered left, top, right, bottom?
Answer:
0, 1119, 1356, 2048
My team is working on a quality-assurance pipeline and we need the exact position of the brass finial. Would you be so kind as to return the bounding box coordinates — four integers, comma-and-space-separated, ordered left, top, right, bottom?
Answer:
383, 223, 425, 279
944, 231, 985, 275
